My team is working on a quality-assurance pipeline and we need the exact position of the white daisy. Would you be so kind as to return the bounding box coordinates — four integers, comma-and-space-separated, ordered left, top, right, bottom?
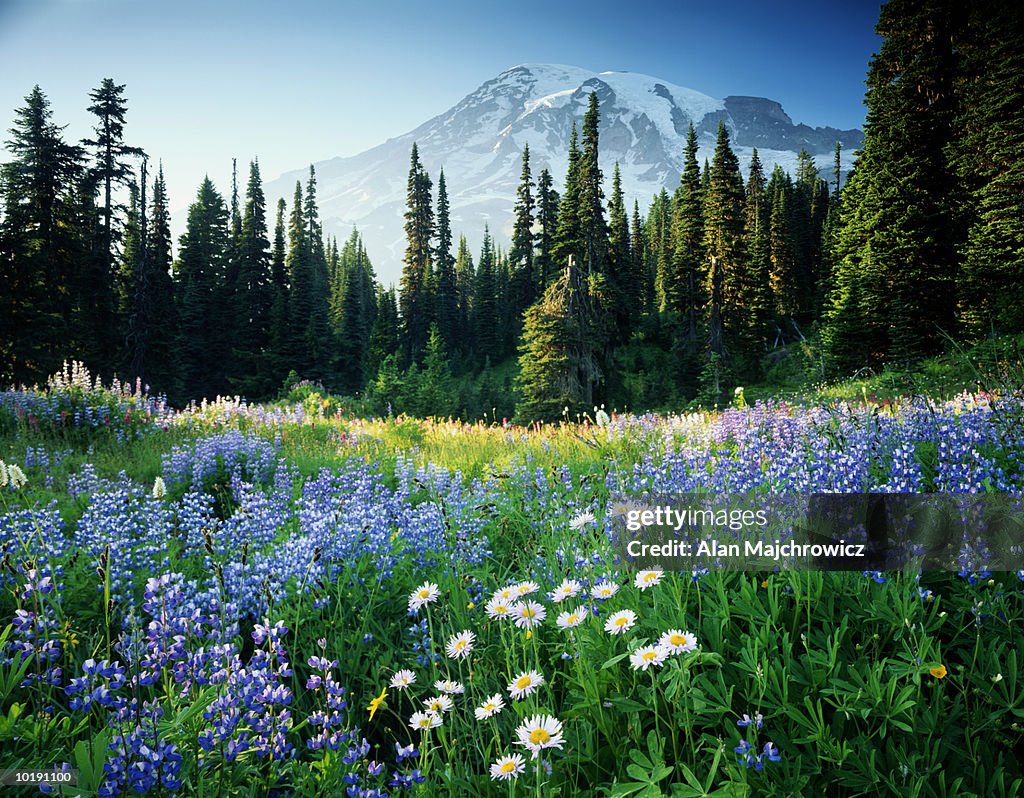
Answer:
556, 607, 587, 629
507, 669, 545, 700
409, 710, 442, 731
658, 629, 698, 654
591, 580, 619, 600
408, 582, 439, 612
511, 600, 546, 629
512, 580, 540, 598
548, 578, 582, 603
492, 585, 519, 602
629, 644, 669, 671
485, 595, 514, 620
422, 694, 454, 714
389, 669, 416, 690
513, 714, 565, 758
634, 568, 664, 591
445, 630, 476, 660
474, 693, 506, 720
569, 510, 596, 530
489, 753, 525, 781
604, 609, 637, 635
434, 679, 464, 695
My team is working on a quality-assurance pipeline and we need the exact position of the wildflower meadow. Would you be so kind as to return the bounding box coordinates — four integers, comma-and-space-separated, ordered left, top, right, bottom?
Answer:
1, 363, 1023, 797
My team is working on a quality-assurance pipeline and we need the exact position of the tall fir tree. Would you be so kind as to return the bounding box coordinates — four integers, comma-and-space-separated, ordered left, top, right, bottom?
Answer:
952, 0, 1024, 336
399, 143, 434, 361
702, 122, 747, 388
231, 160, 275, 397
0, 86, 86, 383
534, 167, 559, 290
454, 234, 475, 363
508, 144, 536, 330
740, 149, 771, 361
606, 162, 633, 343
823, 0, 964, 371
474, 227, 498, 363
669, 123, 705, 346
553, 123, 582, 270
433, 169, 458, 352
142, 164, 179, 397
175, 176, 229, 400
577, 92, 608, 277
268, 197, 289, 384
83, 79, 145, 366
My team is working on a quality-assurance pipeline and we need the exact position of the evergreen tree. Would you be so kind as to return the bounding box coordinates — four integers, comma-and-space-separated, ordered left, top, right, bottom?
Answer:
534, 167, 559, 290
417, 323, 456, 417
740, 149, 771, 359
631, 200, 653, 315
301, 166, 333, 382
335, 230, 376, 394
474, 227, 498, 363
767, 167, 799, 331
823, 0, 964, 371
516, 255, 606, 421
176, 177, 229, 400
508, 145, 536, 329
83, 78, 145, 365
399, 143, 434, 361
953, 0, 1024, 336
268, 197, 289, 384
454, 235, 475, 363
142, 164, 179, 397
366, 285, 399, 382
702, 122, 747, 385
231, 160, 275, 397
433, 169, 458, 351
607, 162, 633, 343
0, 86, 86, 383
577, 92, 608, 277
669, 123, 705, 345
553, 123, 582, 270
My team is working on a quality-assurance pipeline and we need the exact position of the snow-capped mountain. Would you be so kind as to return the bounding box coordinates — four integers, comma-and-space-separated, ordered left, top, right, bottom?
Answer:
267, 64, 863, 285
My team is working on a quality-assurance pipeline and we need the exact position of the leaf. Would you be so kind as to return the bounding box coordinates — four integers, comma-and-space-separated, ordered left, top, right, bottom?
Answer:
602, 651, 633, 669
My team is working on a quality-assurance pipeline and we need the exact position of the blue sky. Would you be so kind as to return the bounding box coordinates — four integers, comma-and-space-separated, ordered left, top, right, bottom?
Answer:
0, 0, 882, 220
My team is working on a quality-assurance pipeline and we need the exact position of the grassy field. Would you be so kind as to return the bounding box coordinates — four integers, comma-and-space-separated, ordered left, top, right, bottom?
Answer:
1, 358, 1023, 797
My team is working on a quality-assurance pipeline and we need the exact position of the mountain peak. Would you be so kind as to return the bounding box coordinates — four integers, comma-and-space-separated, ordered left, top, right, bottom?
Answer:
267, 64, 863, 284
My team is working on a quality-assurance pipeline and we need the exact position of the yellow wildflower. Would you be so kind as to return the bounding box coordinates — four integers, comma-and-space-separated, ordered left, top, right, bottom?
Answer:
367, 685, 388, 720
929, 664, 947, 679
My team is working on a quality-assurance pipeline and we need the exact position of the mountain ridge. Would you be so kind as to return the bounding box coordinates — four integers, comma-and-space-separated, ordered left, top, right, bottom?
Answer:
266, 63, 864, 284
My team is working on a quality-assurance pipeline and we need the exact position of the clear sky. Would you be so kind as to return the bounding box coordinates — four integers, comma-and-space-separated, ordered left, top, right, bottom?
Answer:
0, 0, 882, 224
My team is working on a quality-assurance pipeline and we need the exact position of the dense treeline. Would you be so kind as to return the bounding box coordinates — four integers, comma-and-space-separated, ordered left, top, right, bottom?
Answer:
1, 1, 1021, 419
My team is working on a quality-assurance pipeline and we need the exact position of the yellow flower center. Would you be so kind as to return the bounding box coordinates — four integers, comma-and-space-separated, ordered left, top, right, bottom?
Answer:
485, 702, 496, 711
615, 617, 629, 627
529, 728, 551, 745
455, 640, 467, 651
521, 607, 535, 618
567, 614, 579, 624
643, 573, 657, 583
515, 675, 532, 690
494, 604, 507, 614
500, 761, 516, 774
419, 718, 432, 728
417, 589, 430, 599
670, 634, 685, 646
642, 650, 657, 662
